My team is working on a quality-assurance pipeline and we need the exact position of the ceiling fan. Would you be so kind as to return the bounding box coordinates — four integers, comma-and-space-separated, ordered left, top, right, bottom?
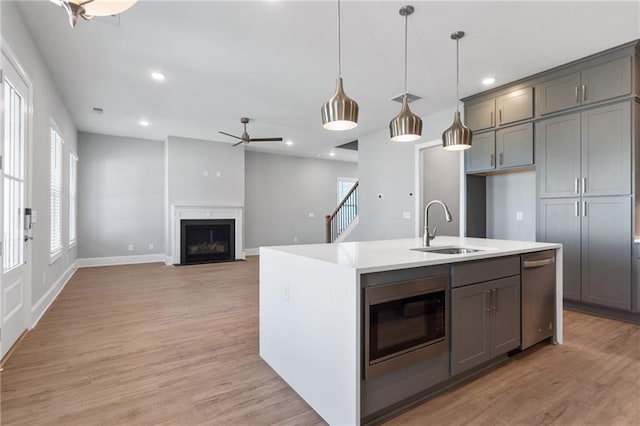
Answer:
219, 117, 283, 147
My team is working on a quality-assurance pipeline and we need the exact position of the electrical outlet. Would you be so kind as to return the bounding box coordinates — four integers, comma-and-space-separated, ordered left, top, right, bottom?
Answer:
308, 212, 315, 218
402, 211, 411, 219
516, 211, 524, 221
148, 243, 154, 250
216, 171, 221, 178
128, 244, 134, 251
293, 237, 298, 243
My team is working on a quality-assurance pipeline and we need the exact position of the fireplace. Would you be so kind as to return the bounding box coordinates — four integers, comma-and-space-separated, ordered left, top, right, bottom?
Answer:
180, 219, 235, 265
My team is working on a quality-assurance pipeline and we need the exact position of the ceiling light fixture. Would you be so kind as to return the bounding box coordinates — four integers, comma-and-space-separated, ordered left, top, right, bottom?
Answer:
139, 120, 149, 127
329, 151, 336, 157
442, 31, 473, 151
321, 0, 359, 131
286, 140, 294, 146
151, 71, 166, 81
389, 5, 422, 143
482, 76, 496, 86
49, 0, 138, 28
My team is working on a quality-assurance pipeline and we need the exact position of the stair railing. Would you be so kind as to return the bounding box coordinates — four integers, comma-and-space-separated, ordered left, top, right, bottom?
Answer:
325, 181, 359, 243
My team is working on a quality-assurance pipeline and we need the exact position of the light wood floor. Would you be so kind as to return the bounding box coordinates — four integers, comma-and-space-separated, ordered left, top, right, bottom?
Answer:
1, 258, 639, 425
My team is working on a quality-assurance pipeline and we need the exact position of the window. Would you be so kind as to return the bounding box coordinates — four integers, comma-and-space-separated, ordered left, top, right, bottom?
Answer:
69, 151, 78, 247
50, 125, 63, 259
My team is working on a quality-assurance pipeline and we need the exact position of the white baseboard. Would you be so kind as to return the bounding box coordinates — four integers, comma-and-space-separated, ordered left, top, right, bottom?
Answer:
244, 248, 259, 256
76, 254, 166, 268
164, 255, 173, 265
31, 260, 78, 329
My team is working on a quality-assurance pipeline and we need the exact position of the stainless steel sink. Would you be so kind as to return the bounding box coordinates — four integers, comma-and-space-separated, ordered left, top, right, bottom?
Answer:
411, 246, 483, 255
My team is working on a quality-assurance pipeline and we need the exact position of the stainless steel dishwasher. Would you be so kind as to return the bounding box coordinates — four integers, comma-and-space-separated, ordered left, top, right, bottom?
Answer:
521, 250, 556, 349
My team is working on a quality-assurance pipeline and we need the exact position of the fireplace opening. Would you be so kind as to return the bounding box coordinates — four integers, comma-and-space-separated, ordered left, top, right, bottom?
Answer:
180, 219, 235, 265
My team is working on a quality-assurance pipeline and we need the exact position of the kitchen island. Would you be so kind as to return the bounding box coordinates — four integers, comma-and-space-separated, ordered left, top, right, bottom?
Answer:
259, 236, 562, 425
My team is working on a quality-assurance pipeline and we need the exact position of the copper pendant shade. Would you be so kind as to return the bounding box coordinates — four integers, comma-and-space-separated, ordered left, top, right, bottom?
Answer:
322, 77, 359, 130
321, 0, 359, 131
390, 95, 422, 142
442, 31, 472, 150
389, 5, 422, 142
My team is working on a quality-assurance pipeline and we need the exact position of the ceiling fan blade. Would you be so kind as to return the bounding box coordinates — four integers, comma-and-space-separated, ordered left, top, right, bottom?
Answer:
249, 137, 284, 142
232, 141, 245, 147
219, 131, 242, 140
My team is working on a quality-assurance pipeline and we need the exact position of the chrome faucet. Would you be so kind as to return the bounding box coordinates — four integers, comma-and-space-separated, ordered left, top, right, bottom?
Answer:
423, 200, 453, 247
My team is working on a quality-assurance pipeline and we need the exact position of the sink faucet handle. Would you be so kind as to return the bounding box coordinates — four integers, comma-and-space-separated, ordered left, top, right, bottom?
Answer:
429, 226, 438, 240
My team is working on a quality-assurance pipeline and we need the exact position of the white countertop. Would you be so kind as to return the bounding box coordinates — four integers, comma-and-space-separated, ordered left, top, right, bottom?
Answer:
261, 236, 561, 274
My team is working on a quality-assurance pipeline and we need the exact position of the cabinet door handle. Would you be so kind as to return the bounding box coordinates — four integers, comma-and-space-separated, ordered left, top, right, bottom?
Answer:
499, 152, 504, 165
575, 201, 580, 217
582, 84, 587, 102
490, 154, 495, 167
484, 290, 492, 311
575, 86, 580, 102
574, 178, 580, 194
492, 288, 497, 310
490, 111, 494, 127
582, 177, 587, 194
583, 201, 587, 217
499, 109, 503, 125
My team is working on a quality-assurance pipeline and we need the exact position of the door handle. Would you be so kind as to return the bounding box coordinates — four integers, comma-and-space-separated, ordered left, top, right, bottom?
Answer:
575, 201, 580, 217
490, 111, 494, 127
24, 235, 33, 242
490, 154, 495, 167
582, 178, 587, 194
484, 290, 492, 311
499, 109, 503, 125
574, 178, 580, 194
582, 84, 587, 102
499, 152, 504, 166
523, 257, 555, 268
575, 86, 580, 102
492, 288, 497, 310
583, 201, 587, 217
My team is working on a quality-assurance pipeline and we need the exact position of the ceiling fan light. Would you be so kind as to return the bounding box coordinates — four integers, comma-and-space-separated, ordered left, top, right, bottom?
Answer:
390, 96, 422, 142
72, 0, 138, 17
442, 111, 473, 150
322, 77, 359, 131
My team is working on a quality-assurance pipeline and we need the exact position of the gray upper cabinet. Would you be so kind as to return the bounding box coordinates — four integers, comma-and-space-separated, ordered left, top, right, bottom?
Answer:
581, 196, 632, 310
496, 87, 533, 126
466, 132, 495, 173
465, 99, 495, 131
581, 102, 631, 196
537, 113, 581, 198
536, 56, 632, 116
496, 123, 533, 169
538, 198, 582, 301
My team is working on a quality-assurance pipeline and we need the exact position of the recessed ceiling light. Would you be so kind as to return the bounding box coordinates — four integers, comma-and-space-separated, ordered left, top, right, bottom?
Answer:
139, 120, 150, 127
151, 71, 166, 81
286, 140, 294, 146
482, 76, 496, 86
329, 151, 336, 157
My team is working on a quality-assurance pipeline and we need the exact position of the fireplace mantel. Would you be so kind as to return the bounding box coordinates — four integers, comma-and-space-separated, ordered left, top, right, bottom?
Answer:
170, 205, 244, 265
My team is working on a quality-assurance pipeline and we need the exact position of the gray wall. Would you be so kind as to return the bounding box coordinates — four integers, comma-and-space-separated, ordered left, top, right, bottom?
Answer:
421, 145, 460, 237
358, 108, 457, 241
166, 136, 245, 255
245, 151, 357, 248
2, 2, 78, 317
486, 170, 536, 241
78, 133, 165, 258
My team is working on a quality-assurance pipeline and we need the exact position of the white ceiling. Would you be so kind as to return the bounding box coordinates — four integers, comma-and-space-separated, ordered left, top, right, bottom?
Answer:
15, 1, 640, 162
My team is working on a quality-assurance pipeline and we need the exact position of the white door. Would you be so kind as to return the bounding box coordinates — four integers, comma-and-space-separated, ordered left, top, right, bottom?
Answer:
0, 51, 30, 359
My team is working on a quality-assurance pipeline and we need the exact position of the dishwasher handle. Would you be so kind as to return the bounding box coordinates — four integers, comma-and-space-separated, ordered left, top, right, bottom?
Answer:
523, 257, 555, 269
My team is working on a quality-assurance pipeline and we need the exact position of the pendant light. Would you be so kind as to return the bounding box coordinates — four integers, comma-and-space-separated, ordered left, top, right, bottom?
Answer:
50, 0, 138, 27
390, 5, 422, 142
321, 0, 359, 131
442, 31, 473, 150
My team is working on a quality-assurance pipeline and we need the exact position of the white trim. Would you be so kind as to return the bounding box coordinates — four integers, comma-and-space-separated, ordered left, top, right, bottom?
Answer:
77, 254, 166, 268
244, 248, 260, 256
164, 255, 173, 265
31, 260, 77, 329
49, 250, 62, 265
170, 205, 245, 265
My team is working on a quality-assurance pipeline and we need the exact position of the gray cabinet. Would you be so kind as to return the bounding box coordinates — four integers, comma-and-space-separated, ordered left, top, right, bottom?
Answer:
537, 101, 631, 198
465, 99, 495, 132
466, 132, 495, 173
536, 56, 632, 116
496, 123, 533, 169
451, 275, 520, 375
581, 196, 632, 310
538, 198, 581, 301
496, 87, 533, 126
538, 196, 632, 309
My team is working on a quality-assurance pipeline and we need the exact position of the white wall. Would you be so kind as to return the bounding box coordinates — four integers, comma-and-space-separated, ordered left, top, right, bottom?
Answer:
358, 107, 456, 241
245, 151, 357, 249
166, 136, 244, 256
2, 1, 78, 321
78, 132, 165, 258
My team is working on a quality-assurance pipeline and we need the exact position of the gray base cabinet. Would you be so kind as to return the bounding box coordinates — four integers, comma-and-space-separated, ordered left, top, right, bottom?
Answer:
538, 196, 632, 309
451, 276, 521, 375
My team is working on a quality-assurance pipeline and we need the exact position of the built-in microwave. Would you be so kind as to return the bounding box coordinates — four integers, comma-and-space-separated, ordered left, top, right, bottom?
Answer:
364, 275, 449, 380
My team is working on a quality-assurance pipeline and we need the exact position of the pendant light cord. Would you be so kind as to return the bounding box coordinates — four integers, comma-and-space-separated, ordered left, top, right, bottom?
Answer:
456, 36, 460, 112
404, 8, 408, 95
337, 0, 342, 77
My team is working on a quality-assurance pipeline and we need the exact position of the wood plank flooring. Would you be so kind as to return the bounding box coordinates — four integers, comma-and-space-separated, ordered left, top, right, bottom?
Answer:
1, 258, 639, 425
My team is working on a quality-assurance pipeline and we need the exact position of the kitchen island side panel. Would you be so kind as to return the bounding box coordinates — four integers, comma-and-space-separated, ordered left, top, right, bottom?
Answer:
259, 248, 360, 425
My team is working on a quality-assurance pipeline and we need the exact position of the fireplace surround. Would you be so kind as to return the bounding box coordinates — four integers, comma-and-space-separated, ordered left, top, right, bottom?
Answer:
180, 219, 235, 265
